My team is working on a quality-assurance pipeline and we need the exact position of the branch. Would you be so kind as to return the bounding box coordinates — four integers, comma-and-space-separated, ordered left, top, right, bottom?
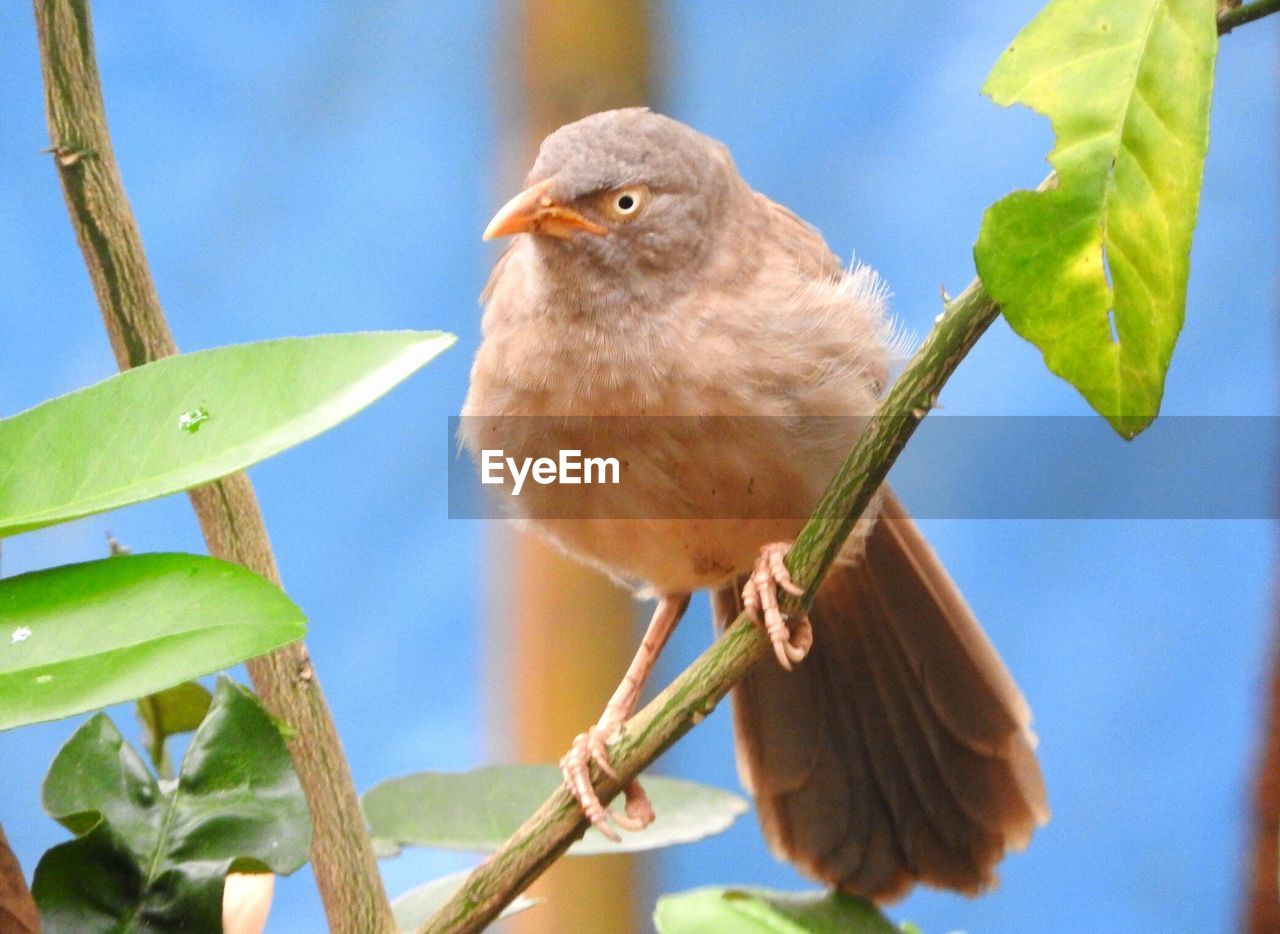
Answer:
0, 824, 38, 934
1245, 616, 1280, 930
1218, 0, 1280, 33
424, 5, 1274, 931
30, 3, 395, 931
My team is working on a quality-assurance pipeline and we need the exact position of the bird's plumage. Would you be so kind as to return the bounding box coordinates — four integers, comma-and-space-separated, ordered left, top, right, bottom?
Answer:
462, 107, 1047, 900
714, 492, 1047, 899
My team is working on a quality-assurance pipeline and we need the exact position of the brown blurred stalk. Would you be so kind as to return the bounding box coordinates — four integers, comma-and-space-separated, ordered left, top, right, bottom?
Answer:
1246, 620, 1280, 932
488, 2, 654, 932
1244, 18, 1280, 920
1244, 108, 1280, 929
31, 2, 394, 930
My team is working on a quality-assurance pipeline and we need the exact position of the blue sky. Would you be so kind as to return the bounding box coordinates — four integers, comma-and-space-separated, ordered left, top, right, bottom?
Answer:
1, 3, 1276, 931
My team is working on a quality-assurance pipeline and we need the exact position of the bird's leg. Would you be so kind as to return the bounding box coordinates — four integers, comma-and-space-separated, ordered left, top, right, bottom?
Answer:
742, 541, 813, 671
560, 593, 691, 841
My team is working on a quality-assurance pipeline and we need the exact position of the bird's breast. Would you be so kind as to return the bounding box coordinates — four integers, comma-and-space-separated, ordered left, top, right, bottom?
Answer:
461, 411, 833, 592
461, 242, 883, 592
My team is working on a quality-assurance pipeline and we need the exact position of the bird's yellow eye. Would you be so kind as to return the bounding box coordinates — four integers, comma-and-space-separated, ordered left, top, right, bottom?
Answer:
600, 185, 650, 222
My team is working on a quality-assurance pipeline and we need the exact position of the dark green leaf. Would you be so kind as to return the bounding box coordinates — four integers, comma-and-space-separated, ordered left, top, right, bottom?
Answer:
973, 0, 1217, 437
136, 681, 214, 777
391, 871, 538, 931
34, 821, 177, 934
33, 678, 310, 933
0, 554, 304, 731
0, 331, 454, 537
364, 763, 748, 856
653, 887, 898, 934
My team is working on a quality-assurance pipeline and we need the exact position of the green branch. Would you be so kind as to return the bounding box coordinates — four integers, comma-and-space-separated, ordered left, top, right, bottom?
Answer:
422, 4, 1276, 931
1218, 0, 1280, 33
30, 2, 395, 931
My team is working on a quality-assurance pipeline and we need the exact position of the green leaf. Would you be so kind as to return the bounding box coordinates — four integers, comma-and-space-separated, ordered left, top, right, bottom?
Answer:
653, 887, 897, 934
363, 764, 749, 856
0, 554, 304, 731
391, 871, 539, 931
0, 330, 454, 537
973, 0, 1217, 438
136, 681, 213, 778
33, 678, 310, 933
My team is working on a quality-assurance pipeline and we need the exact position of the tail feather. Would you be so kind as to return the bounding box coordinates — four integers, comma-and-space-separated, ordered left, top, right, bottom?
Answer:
867, 496, 1032, 756
714, 490, 1047, 902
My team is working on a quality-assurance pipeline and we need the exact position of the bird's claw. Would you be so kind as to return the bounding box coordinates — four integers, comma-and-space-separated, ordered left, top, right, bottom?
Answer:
742, 541, 813, 670
560, 723, 655, 842
612, 780, 656, 831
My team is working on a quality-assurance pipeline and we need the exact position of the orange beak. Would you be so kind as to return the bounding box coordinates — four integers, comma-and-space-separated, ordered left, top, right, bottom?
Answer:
483, 178, 608, 241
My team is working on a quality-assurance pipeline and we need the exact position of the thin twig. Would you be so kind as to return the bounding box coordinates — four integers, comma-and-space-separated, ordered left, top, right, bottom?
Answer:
1218, 0, 1280, 33
30, 2, 395, 931
423, 3, 1279, 929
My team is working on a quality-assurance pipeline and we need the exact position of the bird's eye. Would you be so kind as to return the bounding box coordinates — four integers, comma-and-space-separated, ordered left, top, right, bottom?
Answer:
600, 185, 650, 222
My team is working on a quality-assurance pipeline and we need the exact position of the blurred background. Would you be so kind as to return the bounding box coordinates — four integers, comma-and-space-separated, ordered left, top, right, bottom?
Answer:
1, 2, 1276, 931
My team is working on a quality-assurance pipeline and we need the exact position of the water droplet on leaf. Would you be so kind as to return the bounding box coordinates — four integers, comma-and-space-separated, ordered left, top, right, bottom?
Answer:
178, 408, 211, 433
9, 626, 32, 645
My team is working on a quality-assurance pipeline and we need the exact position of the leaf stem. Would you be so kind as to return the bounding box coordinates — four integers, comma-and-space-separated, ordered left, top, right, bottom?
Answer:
30, 2, 395, 931
139, 694, 174, 780
423, 5, 1271, 931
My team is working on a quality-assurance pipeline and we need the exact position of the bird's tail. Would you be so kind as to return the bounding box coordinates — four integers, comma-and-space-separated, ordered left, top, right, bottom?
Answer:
712, 489, 1048, 902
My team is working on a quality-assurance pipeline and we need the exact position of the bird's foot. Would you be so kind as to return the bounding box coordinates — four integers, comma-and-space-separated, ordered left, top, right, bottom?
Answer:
742, 541, 813, 671
560, 721, 655, 842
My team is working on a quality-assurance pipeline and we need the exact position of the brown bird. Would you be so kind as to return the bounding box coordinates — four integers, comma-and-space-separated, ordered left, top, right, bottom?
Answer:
461, 108, 1047, 901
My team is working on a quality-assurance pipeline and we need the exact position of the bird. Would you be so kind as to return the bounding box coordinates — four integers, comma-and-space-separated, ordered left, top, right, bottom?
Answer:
461, 107, 1048, 901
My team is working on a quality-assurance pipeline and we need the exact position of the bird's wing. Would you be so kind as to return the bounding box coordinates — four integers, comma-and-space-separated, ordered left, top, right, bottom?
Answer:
755, 192, 846, 282
729, 193, 891, 412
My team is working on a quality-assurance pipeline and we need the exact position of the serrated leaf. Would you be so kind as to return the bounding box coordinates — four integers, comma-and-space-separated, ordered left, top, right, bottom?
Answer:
0, 554, 304, 731
363, 763, 748, 856
973, 0, 1217, 438
0, 330, 454, 537
391, 870, 539, 931
33, 678, 310, 933
653, 887, 897, 934
136, 681, 214, 778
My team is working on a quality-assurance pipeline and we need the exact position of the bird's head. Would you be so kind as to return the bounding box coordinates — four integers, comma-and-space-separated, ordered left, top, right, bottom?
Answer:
484, 109, 746, 301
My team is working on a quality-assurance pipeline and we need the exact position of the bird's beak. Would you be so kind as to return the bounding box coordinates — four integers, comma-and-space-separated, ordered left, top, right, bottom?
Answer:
483, 178, 608, 241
